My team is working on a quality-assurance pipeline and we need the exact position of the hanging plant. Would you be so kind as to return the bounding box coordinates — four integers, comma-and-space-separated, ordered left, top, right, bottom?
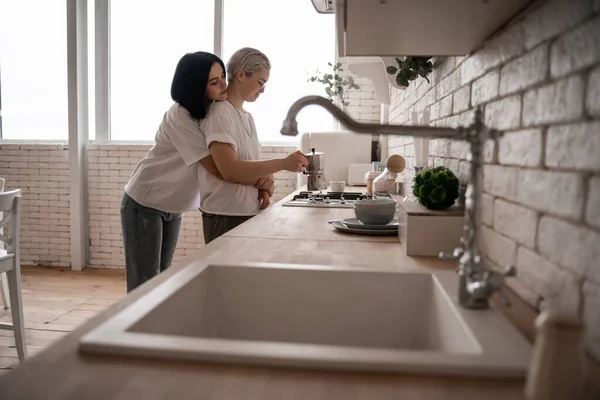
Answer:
386, 56, 434, 88
307, 62, 360, 106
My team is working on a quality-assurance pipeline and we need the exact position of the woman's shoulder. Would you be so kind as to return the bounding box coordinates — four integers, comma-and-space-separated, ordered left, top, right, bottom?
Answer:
168, 103, 189, 118
208, 101, 235, 118
163, 103, 197, 128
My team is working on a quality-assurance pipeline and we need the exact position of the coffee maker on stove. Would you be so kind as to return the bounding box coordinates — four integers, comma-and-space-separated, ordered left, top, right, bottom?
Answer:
303, 148, 327, 191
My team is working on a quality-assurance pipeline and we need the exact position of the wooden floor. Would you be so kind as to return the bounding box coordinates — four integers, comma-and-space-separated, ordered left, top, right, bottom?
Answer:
0, 266, 126, 374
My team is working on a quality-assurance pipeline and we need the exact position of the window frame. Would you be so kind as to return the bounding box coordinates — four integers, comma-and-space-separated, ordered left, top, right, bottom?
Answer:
0, 0, 328, 145
93, 0, 223, 143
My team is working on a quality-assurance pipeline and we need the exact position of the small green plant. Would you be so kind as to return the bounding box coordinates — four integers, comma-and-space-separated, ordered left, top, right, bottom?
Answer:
307, 62, 360, 106
386, 56, 434, 88
413, 166, 460, 210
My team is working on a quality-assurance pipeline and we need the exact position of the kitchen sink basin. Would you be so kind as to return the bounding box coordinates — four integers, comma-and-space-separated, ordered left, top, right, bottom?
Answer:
79, 262, 531, 377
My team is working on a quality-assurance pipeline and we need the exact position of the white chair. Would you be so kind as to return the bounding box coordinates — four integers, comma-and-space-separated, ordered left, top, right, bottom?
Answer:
0, 177, 10, 309
0, 185, 27, 361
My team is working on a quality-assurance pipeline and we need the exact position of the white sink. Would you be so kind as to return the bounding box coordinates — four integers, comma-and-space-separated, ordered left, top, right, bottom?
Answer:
79, 262, 532, 377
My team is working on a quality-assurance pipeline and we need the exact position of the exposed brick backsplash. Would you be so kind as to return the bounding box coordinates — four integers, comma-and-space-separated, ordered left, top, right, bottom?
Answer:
387, 0, 600, 358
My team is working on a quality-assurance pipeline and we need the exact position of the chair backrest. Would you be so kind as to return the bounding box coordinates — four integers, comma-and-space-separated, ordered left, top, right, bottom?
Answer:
0, 188, 22, 254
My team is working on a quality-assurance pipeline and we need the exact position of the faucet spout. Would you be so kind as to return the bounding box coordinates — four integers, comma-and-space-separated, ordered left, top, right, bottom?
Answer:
280, 95, 463, 139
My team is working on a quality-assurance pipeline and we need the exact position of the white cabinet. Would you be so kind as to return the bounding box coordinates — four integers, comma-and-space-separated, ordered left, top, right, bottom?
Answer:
336, 0, 534, 57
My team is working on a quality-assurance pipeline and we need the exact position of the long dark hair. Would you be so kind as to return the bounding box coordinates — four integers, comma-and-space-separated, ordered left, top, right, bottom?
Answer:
170, 51, 226, 120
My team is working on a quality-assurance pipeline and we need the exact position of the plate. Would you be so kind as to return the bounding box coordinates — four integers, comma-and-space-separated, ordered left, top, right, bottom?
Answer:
329, 220, 398, 236
341, 218, 399, 230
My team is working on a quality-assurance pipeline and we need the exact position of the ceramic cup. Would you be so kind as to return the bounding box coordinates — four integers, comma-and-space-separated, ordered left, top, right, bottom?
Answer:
330, 181, 345, 192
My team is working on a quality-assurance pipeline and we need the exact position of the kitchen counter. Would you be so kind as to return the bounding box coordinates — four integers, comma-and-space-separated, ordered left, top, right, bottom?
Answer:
0, 186, 597, 399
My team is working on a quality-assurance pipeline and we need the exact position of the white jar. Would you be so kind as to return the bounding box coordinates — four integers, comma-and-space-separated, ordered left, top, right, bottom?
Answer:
364, 171, 381, 195
373, 168, 398, 193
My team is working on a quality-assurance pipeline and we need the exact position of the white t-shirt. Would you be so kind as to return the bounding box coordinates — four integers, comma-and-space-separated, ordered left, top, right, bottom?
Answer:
124, 103, 210, 213
198, 101, 262, 216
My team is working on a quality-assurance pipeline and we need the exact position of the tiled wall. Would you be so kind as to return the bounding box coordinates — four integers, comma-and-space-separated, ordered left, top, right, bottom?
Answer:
387, 0, 600, 358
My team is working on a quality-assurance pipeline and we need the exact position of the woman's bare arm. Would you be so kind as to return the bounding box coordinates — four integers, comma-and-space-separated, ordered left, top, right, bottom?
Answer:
209, 142, 306, 182
199, 154, 268, 188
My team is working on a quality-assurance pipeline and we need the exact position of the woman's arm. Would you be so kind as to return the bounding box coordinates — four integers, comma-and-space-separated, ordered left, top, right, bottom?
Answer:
199, 154, 272, 189
209, 142, 307, 182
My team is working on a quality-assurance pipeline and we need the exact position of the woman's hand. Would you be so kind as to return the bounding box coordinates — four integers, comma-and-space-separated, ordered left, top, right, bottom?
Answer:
283, 151, 308, 173
255, 174, 275, 195
258, 189, 271, 210
264, 181, 275, 197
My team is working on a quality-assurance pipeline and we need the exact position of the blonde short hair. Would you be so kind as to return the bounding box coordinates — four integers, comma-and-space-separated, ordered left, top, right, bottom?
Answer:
226, 47, 271, 82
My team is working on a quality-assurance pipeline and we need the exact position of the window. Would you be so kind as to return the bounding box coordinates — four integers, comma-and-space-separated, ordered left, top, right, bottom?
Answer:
109, 0, 214, 141
223, 0, 335, 144
0, 0, 68, 140
88, 0, 96, 140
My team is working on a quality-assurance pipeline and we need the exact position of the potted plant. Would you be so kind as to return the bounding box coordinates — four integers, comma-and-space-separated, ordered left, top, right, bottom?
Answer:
385, 56, 435, 88
307, 62, 361, 107
413, 166, 460, 210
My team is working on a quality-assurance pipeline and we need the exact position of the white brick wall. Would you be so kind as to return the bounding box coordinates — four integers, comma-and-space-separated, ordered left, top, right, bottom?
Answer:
336, 57, 382, 125
87, 144, 299, 268
0, 144, 71, 267
0, 143, 298, 269
387, 0, 600, 359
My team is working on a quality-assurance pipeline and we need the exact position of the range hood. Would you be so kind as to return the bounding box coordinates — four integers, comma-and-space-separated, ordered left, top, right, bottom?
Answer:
311, 0, 335, 13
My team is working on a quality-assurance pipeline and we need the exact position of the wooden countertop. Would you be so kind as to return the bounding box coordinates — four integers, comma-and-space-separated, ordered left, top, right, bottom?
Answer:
0, 187, 597, 399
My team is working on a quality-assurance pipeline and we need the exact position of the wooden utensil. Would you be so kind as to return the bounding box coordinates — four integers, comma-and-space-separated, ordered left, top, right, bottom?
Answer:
386, 154, 406, 174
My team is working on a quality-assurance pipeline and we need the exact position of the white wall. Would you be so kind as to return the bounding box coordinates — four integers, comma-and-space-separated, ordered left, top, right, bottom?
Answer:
0, 144, 299, 268
336, 57, 382, 124
0, 144, 71, 266
385, 0, 600, 358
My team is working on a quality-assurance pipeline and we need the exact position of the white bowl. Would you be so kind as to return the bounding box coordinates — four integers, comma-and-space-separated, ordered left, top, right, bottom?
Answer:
354, 199, 397, 209
354, 204, 396, 225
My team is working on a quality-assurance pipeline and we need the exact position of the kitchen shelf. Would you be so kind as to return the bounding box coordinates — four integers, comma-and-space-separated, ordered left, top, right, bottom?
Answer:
346, 57, 394, 105
347, 56, 415, 103
336, 0, 534, 57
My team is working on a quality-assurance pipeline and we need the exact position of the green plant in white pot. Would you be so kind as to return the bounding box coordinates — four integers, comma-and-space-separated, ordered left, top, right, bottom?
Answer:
413, 166, 460, 210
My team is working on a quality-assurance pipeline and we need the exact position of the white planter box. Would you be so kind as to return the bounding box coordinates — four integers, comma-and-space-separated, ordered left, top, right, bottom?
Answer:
398, 199, 464, 257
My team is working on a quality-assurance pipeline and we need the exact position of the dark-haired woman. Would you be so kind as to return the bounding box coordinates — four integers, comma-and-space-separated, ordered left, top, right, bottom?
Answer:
120, 52, 270, 292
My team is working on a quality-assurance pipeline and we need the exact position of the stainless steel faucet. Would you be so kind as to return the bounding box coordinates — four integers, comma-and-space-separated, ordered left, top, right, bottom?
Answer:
281, 95, 516, 310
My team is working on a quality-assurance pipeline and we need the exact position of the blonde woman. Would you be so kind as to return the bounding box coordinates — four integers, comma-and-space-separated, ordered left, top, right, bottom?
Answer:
198, 47, 307, 243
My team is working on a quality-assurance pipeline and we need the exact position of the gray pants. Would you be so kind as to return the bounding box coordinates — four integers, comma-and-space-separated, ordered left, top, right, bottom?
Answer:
201, 212, 253, 244
120, 193, 182, 292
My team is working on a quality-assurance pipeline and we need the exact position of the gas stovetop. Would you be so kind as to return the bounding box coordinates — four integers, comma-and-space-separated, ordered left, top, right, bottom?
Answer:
282, 191, 393, 208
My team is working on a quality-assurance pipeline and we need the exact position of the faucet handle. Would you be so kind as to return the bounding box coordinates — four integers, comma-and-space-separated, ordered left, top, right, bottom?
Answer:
503, 264, 517, 277
485, 264, 516, 288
